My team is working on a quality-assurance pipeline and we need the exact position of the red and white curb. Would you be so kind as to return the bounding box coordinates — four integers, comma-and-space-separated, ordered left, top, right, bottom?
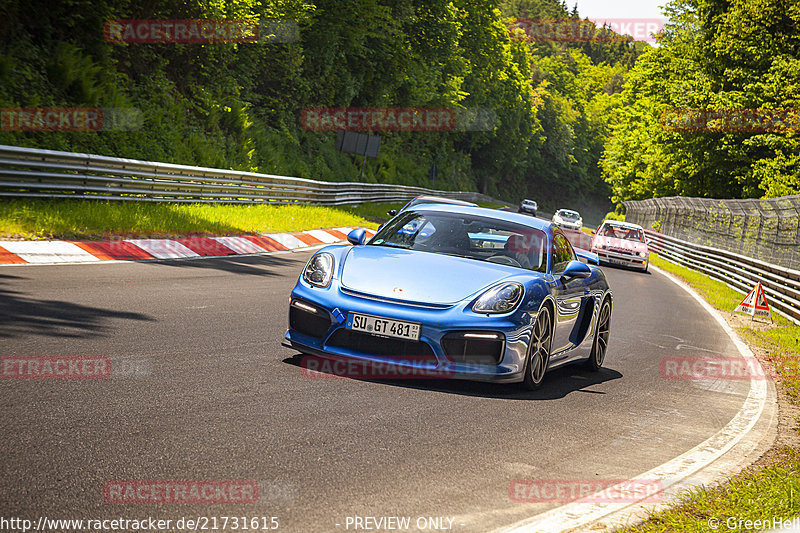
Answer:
0, 227, 375, 265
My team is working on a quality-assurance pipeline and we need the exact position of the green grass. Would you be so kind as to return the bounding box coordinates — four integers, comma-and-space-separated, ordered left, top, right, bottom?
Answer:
618, 452, 800, 532
739, 326, 800, 403
337, 199, 510, 226
0, 198, 513, 240
476, 201, 511, 209
341, 202, 403, 223
650, 254, 772, 320
618, 253, 800, 532
0, 198, 378, 240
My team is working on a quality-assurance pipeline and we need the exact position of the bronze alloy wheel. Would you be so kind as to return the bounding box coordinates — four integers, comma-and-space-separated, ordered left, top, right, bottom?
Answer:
523, 305, 553, 390
586, 298, 611, 371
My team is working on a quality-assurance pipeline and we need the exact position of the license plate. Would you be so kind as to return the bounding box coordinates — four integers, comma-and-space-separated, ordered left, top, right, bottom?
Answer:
347, 313, 421, 341
610, 258, 629, 265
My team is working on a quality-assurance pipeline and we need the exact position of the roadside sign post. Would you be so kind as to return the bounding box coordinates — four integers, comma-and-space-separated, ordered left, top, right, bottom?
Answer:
734, 281, 773, 323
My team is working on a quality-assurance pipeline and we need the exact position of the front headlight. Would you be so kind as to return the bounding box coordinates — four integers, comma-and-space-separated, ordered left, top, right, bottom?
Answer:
553, 215, 563, 223
638, 251, 647, 257
472, 283, 524, 314
595, 242, 603, 249
303, 253, 334, 288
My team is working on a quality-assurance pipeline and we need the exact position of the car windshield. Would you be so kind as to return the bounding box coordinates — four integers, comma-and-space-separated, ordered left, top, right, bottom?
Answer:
370, 211, 548, 272
558, 210, 580, 220
601, 224, 645, 242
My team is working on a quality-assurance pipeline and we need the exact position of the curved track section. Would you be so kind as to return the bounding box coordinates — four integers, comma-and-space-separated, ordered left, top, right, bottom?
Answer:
0, 251, 774, 532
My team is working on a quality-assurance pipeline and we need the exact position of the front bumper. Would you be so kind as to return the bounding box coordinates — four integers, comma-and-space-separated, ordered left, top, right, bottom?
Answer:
555, 221, 582, 230
595, 249, 648, 270
284, 280, 535, 383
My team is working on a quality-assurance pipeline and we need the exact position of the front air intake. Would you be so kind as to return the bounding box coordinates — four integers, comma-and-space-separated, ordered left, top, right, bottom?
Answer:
289, 300, 332, 338
441, 332, 505, 365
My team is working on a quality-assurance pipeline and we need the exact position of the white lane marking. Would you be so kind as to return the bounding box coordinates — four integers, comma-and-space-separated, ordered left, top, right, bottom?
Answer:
0, 241, 100, 263
125, 239, 199, 259
212, 236, 266, 254
490, 264, 773, 533
267, 233, 306, 249
305, 229, 341, 243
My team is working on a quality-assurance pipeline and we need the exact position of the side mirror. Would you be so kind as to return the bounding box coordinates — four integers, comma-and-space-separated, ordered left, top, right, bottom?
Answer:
347, 228, 368, 246
387, 209, 398, 217
591, 228, 596, 235
574, 249, 599, 265
560, 260, 592, 283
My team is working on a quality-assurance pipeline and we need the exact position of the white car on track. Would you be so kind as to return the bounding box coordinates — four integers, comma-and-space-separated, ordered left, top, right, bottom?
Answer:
591, 220, 650, 272
552, 209, 583, 231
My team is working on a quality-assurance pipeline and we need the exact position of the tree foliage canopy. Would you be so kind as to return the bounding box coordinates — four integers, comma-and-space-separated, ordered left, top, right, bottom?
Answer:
601, 0, 800, 204
1, 0, 644, 216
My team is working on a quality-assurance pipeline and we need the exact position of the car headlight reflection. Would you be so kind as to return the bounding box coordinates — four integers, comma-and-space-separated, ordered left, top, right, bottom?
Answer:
303, 253, 334, 288
473, 283, 524, 314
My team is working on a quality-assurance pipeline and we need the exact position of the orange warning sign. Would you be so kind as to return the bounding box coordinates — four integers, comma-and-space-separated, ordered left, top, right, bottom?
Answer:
735, 282, 772, 321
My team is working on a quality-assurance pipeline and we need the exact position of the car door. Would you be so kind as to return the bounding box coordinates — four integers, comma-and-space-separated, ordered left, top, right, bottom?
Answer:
550, 232, 586, 356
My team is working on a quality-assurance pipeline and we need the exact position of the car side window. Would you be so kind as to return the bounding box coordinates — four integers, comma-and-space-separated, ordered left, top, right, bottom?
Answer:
551, 234, 575, 274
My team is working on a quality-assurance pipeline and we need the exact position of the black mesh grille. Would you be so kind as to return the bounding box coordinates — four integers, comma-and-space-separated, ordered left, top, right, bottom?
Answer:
441, 333, 504, 364
326, 329, 436, 361
289, 302, 332, 338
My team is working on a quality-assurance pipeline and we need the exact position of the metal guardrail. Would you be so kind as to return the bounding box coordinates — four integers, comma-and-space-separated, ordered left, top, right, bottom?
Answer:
646, 229, 800, 325
625, 195, 800, 270
0, 144, 505, 206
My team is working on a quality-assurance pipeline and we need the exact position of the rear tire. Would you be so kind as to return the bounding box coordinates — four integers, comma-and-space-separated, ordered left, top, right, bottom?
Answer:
585, 298, 611, 371
522, 305, 553, 390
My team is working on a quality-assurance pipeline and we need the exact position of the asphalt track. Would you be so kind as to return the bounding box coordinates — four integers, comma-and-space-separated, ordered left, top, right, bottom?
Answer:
0, 250, 760, 532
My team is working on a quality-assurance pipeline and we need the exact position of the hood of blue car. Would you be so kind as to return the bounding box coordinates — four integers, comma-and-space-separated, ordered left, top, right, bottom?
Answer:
339, 245, 518, 305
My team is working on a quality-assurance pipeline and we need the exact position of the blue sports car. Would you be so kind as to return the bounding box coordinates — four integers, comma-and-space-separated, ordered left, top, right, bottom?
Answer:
283, 204, 612, 389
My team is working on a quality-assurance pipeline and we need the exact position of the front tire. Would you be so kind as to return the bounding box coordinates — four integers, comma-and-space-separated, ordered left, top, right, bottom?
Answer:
522, 305, 553, 390
585, 298, 611, 371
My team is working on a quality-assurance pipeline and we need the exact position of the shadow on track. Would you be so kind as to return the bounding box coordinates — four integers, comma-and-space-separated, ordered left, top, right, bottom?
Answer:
147, 253, 307, 276
0, 273, 154, 339
282, 354, 622, 400
598, 264, 652, 275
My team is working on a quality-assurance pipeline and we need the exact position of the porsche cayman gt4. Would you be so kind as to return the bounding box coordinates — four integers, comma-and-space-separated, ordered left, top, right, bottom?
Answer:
283, 204, 612, 389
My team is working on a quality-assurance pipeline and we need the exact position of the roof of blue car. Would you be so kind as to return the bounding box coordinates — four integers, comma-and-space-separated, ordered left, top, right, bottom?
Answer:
408, 203, 555, 234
